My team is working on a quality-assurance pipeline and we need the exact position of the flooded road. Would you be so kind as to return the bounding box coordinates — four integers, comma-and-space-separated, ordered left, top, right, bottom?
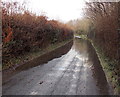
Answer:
3, 39, 112, 95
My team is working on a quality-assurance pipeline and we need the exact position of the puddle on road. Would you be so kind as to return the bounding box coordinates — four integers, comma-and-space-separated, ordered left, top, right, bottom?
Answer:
74, 38, 113, 95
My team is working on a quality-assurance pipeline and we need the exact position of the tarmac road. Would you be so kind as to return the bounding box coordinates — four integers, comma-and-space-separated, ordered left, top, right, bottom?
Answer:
2, 39, 112, 95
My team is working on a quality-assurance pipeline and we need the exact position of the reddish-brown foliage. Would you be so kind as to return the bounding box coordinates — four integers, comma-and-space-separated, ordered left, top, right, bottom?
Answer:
3, 27, 13, 43
2, 1, 73, 65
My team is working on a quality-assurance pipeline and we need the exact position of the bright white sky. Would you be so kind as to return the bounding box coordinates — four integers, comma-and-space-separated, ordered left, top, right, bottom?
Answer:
3, 0, 87, 22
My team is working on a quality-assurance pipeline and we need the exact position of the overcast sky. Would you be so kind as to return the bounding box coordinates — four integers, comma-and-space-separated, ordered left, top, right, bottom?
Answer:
3, 0, 87, 22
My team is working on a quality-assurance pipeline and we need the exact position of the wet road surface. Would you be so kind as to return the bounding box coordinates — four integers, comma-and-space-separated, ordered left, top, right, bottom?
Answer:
3, 39, 112, 95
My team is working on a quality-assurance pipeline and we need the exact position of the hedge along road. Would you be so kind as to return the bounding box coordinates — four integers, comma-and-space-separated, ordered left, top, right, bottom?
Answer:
2, 38, 113, 95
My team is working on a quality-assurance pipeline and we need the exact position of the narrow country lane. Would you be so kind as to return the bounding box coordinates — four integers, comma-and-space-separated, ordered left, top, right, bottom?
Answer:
2, 39, 112, 95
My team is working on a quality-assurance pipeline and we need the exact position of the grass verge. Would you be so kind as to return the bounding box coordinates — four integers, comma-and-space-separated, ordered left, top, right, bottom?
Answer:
91, 40, 119, 95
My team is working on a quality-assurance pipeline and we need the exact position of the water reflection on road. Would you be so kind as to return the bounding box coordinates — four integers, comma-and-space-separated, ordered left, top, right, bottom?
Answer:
74, 38, 112, 95
3, 38, 112, 95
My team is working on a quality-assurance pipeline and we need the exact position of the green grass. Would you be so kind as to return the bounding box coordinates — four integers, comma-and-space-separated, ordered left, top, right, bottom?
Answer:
3, 39, 73, 70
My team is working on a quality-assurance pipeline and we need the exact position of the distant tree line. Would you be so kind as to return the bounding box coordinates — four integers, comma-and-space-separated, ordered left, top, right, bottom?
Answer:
67, 19, 91, 35
2, 1, 73, 65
